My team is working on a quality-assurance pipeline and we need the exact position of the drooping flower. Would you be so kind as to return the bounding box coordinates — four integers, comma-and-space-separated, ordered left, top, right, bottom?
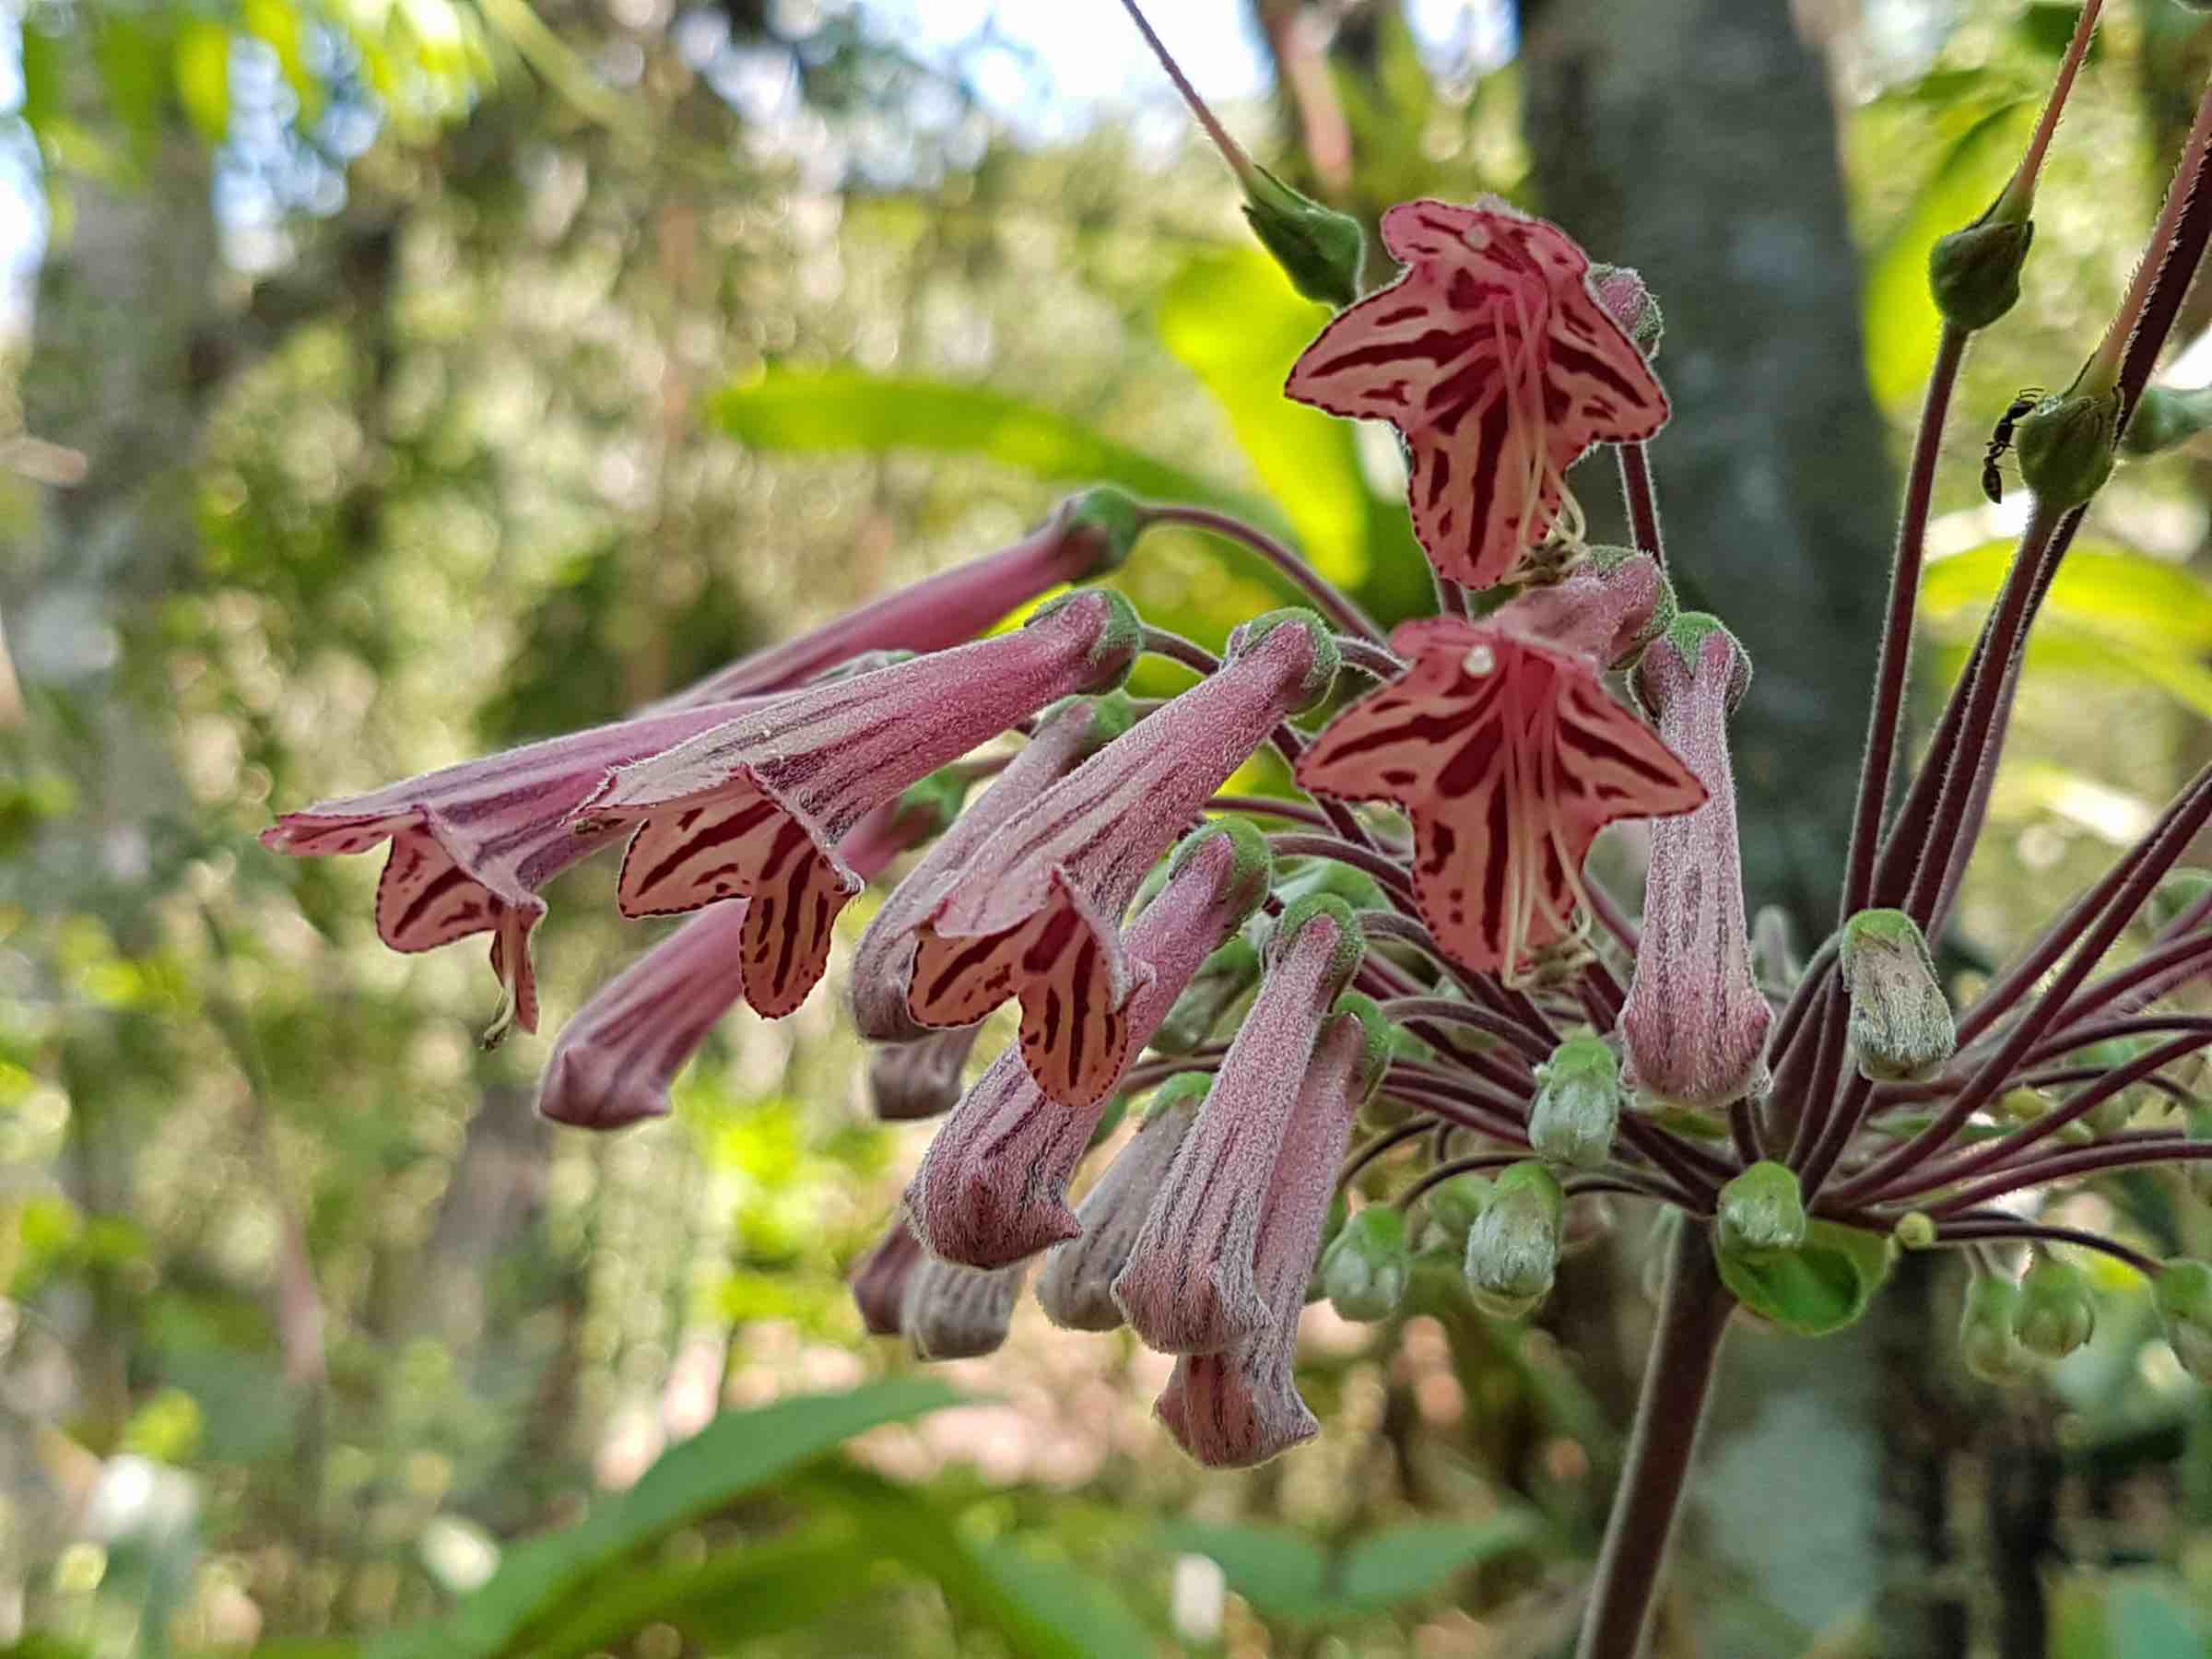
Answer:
1296, 571, 1703, 978
659, 488, 1145, 709
536, 794, 941, 1131
851, 693, 1135, 1045
1285, 196, 1671, 590
866, 1026, 985, 1122
1113, 895, 1366, 1354
571, 589, 1140, 1018
1155, 994, 1387, 1468
901, 1254, 1028, 1360
1035, 1076, 1208, 1333
851, 1215, 925, 1337
903, 609, 1339, 1110
1619, 616, 1771, 1108
263, 696, 767, 1043
903, 818, 1274, 1269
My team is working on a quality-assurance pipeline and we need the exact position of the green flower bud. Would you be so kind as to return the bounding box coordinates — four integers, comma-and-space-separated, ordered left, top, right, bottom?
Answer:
1529, 1034, 1623, 1170
1715, 1161, 1806, 1261
1241, 165, 1367, 309
1893, 1211, 1938, 1251
1929, 213, 2035, 332
2149, 868, 2212, 934
1227, 607, 1341, 716
1321, 1206, 1411, 1322
2015, 382, 2124, 511
2014, 1254, 2096, 1360
2121, 384, 2212, 457
1151, 935, 1263, 1054
1839, 909, 1955, 1081
1028, 586, 1144, 691
2159, 1260, 2212, 1383
1268, 892, 1366, 1003
2064, 1039, 2153, 1135
1055, 485, 1147, 574
1464, 1161, 1563, 1318
1959, 1275, 2038, 1384
1332, 991, 1395, 1106
1422, 1173, 1493, 1251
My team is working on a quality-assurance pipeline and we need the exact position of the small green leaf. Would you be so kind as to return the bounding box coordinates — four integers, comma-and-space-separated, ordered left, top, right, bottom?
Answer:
173, 20, 231, 147
1335, 1515, 1544, 1612
1161, 1520, 1332, 1622
1712, 1218, 1892, 1336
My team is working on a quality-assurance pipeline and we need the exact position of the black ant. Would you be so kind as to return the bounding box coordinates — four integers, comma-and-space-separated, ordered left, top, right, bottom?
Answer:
1982, 387, 2044, 504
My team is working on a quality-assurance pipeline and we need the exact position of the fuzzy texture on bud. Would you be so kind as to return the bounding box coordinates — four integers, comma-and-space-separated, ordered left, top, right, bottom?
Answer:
2159, 1261, 2212, 1383
904, 820, 1273, 1269
2014, 1254, 2096, 1359
851, 695, 1133, 1043
1960, 1275, 2037, 1384
1151, 935, 1263, 1054
1528, 1034, 1623, 1169
1840, 909, 1955, 1081
1035, 1077, 1207, 1333
1156, 1002, 1370, 1467
1422, 1174, 1493, 1250
1320, 1206, 1411, 1322
1621, 618, 1771, 1108
1498, 547, 1674, 671
1464, 1160, 1564, 1318
908, 612, 1335, 1110
902, 1255, 1027, 1360
1587, 264, 1664, 359
1929, 214, 2035, 332
1115, 900, 1365, 1354
851, 1218, 924, 1337
1715, 1162, 1806, 1261
2015, 382, 2124, 511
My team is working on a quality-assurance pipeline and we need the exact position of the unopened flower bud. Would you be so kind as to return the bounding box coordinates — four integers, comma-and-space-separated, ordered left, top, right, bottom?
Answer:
1840, 909, 1955, 1081
1893, 1211, 1937, 1251
851, 1218, 924, 1337
1037, 1077, 1206, 1333
903, 1254, 1027, 1360
1716, 1161, 1806, 1261
2159, 1260, 2212, 1383
1751, 905, 1801, 993
1240, 165, 1368, 309
1929, 208, 2034, 332
1228, 607, 1342, 716
2015, 382, 2124, 511
1054, 486, 1148, 576
868, 1025, 984, 1122
2014, 1253, 2096, 1359
1959, 1274, 2037, 1384
2122, 384, 2212, 457
1320, 1206, 1411, 1322
1464, 1161, 1563, 1318
1151, 935, 1263, 1054
2149, 868, 2212, 934
1587, 263, 1663, 359
1422, 1173, 1493, 1251
1529, 1034, 1622, 1170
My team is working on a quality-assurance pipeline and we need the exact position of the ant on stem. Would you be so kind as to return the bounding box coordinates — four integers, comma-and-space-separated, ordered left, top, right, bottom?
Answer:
1982, 387, 2044, 504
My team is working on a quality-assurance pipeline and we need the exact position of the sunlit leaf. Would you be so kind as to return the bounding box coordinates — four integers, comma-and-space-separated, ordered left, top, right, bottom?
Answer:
1161, 1520, 1332, 1622
1862, 100, 2034, 406
712, 366, 1268, 523
1335, 1515, 1545, 1611
1924, 541, 2212, 648
1712, 1219, 1892, 1336
173, 20, 231, 147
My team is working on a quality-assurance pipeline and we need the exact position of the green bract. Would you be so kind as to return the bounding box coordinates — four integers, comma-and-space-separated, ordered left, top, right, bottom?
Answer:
1321, 1206, 1412, 1323
1713, 1219, 1891, 1338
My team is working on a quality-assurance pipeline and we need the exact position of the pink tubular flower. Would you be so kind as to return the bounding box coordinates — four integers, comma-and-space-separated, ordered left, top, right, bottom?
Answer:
660, 488, 1144, 708
851, 694, 1135, 1044
570, 589, 1141, 1018
1112, 896, 1366, 1355
1286, 197, 1671, 590
902, 818, 1274, 1270
902, 1254, 1028, 1360
1157, 996, 1383, 1468
1619, 616, 1771, 1108
903, 609, 1340, 1111
535, 794, 939, 1131
851, 1215, 925, 1337
1035, 1076, 1207, 1332
867, 1025, 986, 1122
1296, 568, 1703, 979
262, 697, 767, 1043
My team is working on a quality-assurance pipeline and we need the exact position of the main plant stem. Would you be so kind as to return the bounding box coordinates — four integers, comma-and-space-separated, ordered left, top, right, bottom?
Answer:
1576, 1220, 1735, 1659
